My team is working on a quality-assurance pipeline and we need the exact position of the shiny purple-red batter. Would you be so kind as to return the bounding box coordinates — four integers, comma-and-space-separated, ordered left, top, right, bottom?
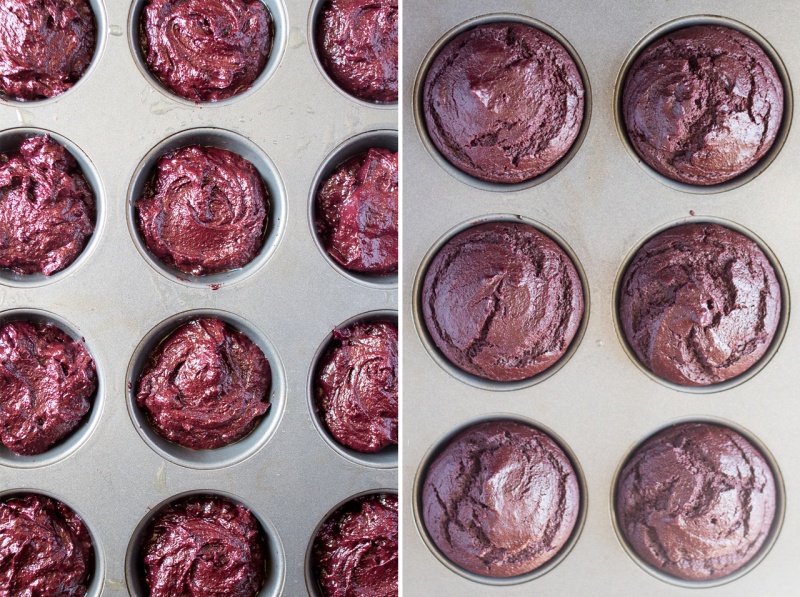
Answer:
0, 0, 96, 101
0, 320, 96, 455
0, 494, 94, 596
0, 135, 95, 276
313, 493, 398, 597
316, 148, 398, 275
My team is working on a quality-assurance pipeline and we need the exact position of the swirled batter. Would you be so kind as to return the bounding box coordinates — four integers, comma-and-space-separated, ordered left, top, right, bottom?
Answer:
142, 496, 266, 597
137, 145, 268, 276
315, 321, 397, 453
316, 0, 398, 103
141, 0, 273, 102
0, 0, 96, 101
0, 320, 96, 455
316, 148, 398, 275
0, 135, 95, 276
0, 494, 94, 596
313, 493, 398, 597
136, 318, 271, 450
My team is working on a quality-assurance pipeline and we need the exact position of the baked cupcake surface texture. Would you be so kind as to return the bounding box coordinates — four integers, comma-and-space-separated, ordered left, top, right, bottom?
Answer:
141, 0, 273, 102
619, 223, 781, 386
136, 318, 271, 450
313, 493, 398, 597
616, 422, 777, 581
421, 420, 580, 577
0, 320, 96, 455
423, 22, 584, 183
137, 145, 268, 276
0, 494, 94, 596
422, 221, 584, 382
0, 0, 96, 101
623, 25, 783, 185
0, 135, 95, 276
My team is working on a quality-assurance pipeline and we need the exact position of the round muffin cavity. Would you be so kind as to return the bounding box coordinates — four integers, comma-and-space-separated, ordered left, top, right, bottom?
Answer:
316, 147, 398, 275
137, 145, 268, 276
619, 223, 781, 386
0, 320, 96, 455
0, 135, 95, 276
622, 24, 784, 186
422, 21, 584, 184
140, 0, 273, 102
0, 493, 94, 595
421, 221, 584, 382
615, 422, 777, 581
136, 318, 271, 450
142, 495, 266, 597
313, 493, 398, 597
316, 0, 398, 103
314, 321, 397, 453
421, 420, 580, 577
0, 0, 97, 101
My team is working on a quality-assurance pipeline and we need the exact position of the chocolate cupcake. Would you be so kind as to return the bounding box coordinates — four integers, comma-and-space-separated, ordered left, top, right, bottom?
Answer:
622, 24, 783, 185
423, 21, 584, 183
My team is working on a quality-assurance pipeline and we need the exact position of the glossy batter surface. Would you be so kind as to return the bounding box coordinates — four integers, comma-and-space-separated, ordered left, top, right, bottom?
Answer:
422, 221, 584, 382
623, 25, 783, 185
316, 148, 398, 275
422, 420, 580, 577
423, 22, 584, 183
137, 145, 268, 276
137, 318, 271, 450
316, 0, 398, 102
616, 422, 776, 581
0, 0, 96, 101
315, 321, 397, 453
313, 494, 398, 597
619, 223, 781, 386
0, 321, 96, 455
141, 0, 273, 102
142, 496, 266, 597
0, 135, 95, 276
0, 494, 94, 596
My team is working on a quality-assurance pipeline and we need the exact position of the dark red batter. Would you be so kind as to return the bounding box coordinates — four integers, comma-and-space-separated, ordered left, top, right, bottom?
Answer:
141, 0, 273, 102
616, 423, 776, 581
137, 145, 268, 276
316, 148, 398, 275
316, 0, 398, 103
422, 221, 584, 382
0, 0, 96, 101
0, 494, 94, 596
142, 496, 266, 597
315, 321, 397, 453
0, 320, 96, 455
136, 318, 271, 450
313, 493, 398, 597
0, 135, 95, 276
423, 22, 584, 183
623, 25, 784, 185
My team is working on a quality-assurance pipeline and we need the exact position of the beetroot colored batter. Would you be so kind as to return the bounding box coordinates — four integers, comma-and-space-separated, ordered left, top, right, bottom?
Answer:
141, 0, 273, 102
0, 494, 94, 596
142, 496, 266, 597
136, 318, 271, 450
137, 145, 268, 276
316, 148, 398, 275
0, 135, 95, 276
315, 321, 397, 453
0, 320, 96, 455
313, 494, 398, 597
0, 0, 96, 101
316, 0, 398, 103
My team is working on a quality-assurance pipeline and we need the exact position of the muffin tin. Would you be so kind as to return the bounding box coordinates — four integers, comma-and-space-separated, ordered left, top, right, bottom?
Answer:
404, 0, 797, 594
0, 0, 396, 594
